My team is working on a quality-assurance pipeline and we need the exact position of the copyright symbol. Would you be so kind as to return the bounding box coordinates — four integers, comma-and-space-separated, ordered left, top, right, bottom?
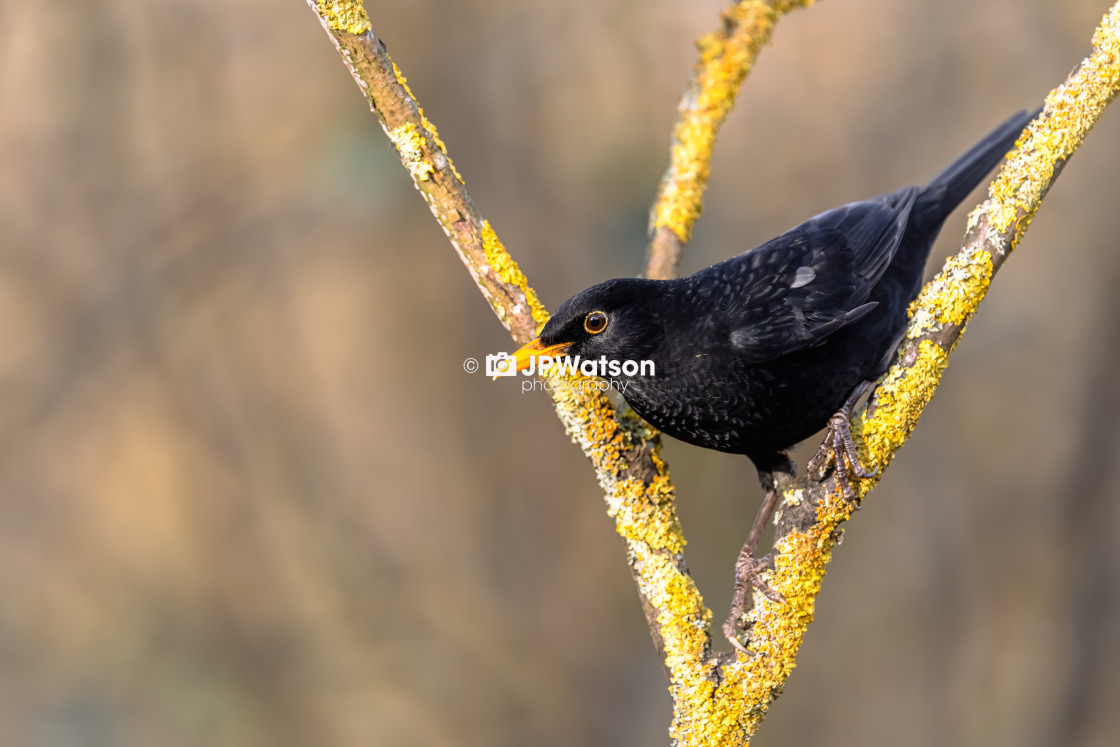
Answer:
463, 358, 479, 374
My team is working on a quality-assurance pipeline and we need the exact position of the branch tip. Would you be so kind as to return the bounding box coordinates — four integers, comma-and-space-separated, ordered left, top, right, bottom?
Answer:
646, 0, 814, 279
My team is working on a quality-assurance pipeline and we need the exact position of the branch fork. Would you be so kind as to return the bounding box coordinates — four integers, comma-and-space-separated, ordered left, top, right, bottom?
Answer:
307, 1, 1120, 742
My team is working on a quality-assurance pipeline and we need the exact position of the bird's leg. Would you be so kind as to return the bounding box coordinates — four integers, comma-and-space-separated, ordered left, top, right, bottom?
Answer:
807, 380, 878, 503
723, 456, 795, 655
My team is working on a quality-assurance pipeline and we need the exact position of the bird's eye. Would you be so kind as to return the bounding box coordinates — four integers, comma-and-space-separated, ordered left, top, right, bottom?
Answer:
584, 311, 608, 334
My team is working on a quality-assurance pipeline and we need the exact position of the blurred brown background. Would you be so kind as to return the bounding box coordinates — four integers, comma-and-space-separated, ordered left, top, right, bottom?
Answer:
1, 0, 1119, 745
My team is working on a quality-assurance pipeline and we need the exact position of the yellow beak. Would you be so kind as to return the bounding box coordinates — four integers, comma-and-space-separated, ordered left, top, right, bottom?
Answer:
511, 339, 572, 375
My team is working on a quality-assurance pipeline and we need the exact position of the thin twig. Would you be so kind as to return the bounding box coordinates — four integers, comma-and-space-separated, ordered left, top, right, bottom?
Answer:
304, 0, 695, 672
645, 0, 815, 280
304, 3, 545, 343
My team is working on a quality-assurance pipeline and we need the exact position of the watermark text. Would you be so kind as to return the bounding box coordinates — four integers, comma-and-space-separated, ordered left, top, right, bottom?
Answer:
485, 354, 654, 378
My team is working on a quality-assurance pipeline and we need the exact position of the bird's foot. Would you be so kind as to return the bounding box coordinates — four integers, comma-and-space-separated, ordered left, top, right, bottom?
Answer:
723, 544, 784, 656
723, 460, 794, 655
807, 381, 877, 504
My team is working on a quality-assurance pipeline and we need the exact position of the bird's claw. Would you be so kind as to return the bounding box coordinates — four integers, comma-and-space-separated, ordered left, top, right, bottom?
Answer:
724, 549, 785, 656
807, 382, 877, 504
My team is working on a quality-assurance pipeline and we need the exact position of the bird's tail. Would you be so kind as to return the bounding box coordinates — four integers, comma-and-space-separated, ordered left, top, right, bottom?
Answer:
915, 108, 1039, 228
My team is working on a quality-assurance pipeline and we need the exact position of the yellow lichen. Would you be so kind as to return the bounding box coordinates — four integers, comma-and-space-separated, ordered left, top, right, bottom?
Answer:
906, 243, 993, 338
387, 122, 434, 182
312, 0, 371, 35
986, 4, 1120, 240
544, 377, 709, 728
389, 62, 467, 186
481, 221, 550, 329
666, 483, 850, 744
859, 340, 950, 472
419, 116, 466, 186
652, 1, 812, 243
611, 477, 685, 553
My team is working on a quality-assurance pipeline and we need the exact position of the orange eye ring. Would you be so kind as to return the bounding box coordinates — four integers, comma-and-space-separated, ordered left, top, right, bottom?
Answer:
584, 310, 608, 334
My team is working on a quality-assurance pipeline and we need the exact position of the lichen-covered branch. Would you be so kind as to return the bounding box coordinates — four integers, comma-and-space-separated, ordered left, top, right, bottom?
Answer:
717, 5, 1120, 743
308, 0, 1120, 745
852, 2, 1120, 488
305, 1, 546, 344
645, 0, 816, 280
304, 0, 701, 671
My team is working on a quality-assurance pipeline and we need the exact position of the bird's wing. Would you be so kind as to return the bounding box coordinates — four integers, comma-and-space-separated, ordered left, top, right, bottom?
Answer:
694, 186, 919, 365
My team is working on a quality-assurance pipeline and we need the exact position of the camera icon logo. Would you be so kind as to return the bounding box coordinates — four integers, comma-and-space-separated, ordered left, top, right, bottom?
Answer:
486, 353, 518, 377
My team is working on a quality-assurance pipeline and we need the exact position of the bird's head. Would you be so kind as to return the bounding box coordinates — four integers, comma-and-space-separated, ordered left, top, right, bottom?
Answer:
511, 277, 666, 374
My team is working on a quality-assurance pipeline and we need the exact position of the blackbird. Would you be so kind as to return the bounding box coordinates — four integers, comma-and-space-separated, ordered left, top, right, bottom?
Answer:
509, 109, 1035, 652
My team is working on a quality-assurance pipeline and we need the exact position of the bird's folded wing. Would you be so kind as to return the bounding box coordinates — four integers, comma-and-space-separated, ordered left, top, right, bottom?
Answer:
702, 185, 919, 365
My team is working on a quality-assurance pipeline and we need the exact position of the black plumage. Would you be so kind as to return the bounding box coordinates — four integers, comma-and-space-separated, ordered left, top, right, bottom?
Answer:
525, 110, 1034, 474
514, 109, 1036, 650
